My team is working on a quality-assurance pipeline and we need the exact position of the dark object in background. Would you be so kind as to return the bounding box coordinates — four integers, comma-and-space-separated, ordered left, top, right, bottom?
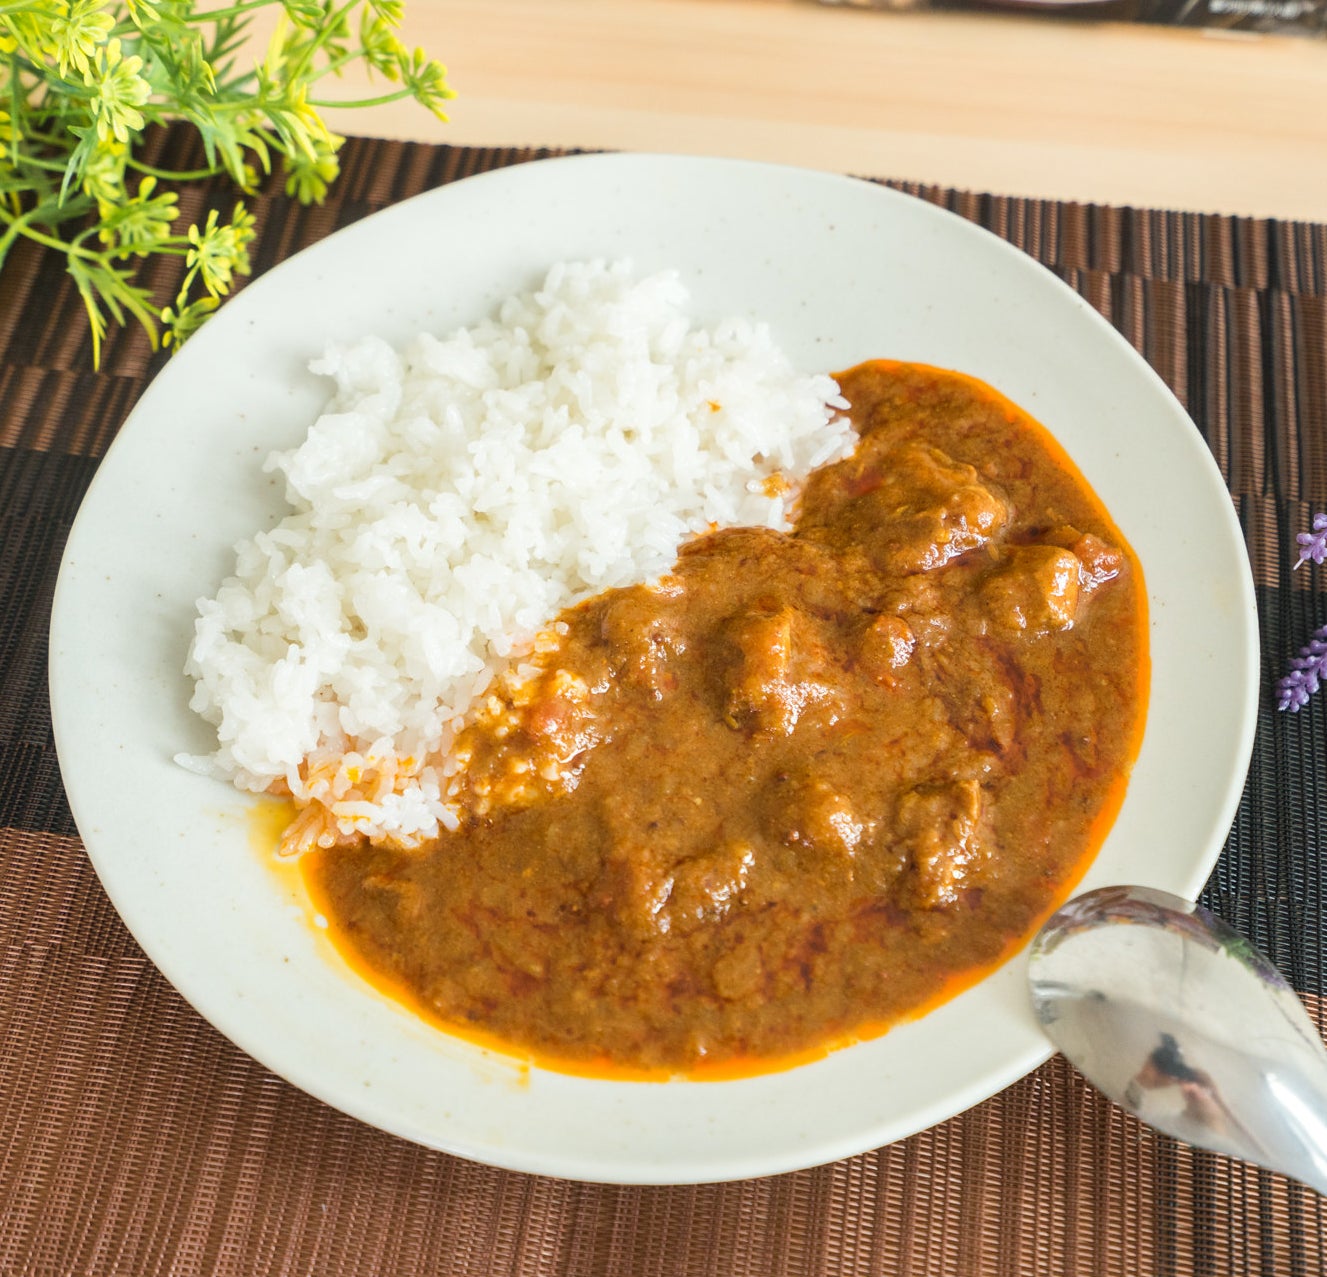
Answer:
818, 0, 1325, 35
1138, 0, 1322, 33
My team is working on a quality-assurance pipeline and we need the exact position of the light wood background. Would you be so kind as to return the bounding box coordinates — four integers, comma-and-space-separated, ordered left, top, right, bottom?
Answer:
319, 0, 1327, 219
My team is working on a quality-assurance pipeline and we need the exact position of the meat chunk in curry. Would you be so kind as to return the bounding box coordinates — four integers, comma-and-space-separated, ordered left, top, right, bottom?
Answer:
305, 361, 1147, 1075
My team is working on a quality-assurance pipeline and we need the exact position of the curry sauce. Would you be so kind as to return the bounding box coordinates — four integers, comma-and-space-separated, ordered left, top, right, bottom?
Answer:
304, 361, 1148, 1076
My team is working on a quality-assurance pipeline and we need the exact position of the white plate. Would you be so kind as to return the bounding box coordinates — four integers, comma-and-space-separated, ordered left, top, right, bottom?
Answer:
49, 154, 1258, 1185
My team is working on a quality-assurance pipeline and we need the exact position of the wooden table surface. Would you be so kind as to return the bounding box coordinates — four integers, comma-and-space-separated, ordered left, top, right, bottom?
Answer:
321, 0, 1327, 220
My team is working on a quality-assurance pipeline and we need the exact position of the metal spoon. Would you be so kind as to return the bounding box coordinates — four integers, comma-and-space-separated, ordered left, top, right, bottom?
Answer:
1027, 883, 1327, 1195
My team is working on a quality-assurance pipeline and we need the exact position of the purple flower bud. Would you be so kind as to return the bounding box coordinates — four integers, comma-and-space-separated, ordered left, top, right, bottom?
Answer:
1293, 512, 1327, 571
1278, 623, 1327, 712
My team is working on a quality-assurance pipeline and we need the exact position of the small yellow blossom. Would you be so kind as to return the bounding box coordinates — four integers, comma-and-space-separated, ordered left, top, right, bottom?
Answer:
162, 295, 218, 348
283, 131, 341, 204
81, 139, 127, 216
185, 203, 256, 297
50, 0, 116, 81
359, 11, 405, 80
89, 39, 151, 145
121, 0, 159, 26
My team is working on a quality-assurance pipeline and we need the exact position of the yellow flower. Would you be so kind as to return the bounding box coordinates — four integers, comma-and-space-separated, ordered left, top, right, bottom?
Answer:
90, 38, 151, 145
121, 0, 160, 27
359, 11, 404, 80
400, 47, 452, 120
282, 79, 328, 150
3, 10, 57, 61
186, 203, 255, 297
50, 0, 116, 82
106, 176, 179, 253
81, 138, 127, 216
162, 295, 218, 349
283, 132, 342, 204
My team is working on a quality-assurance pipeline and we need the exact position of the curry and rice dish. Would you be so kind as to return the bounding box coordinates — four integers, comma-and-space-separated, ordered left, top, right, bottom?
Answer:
303, 360, 1147, 1075
182, 263, 1146, 1078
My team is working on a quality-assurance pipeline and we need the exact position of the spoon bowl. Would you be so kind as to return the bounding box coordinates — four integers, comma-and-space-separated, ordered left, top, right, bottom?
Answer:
1028, 884, 1327, 1195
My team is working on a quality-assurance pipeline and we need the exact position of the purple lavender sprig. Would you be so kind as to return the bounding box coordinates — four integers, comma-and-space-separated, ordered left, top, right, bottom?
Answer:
1278, 510, 1327, 711
1278, 624, 1327, 712
1294, 512, 1327, 570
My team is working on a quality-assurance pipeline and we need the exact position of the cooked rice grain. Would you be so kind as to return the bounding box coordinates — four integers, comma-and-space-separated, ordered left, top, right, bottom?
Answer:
177, 260, 851, 853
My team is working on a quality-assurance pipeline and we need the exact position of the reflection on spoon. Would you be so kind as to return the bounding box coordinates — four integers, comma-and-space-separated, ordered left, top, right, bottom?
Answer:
1028, 884, 1327, 1195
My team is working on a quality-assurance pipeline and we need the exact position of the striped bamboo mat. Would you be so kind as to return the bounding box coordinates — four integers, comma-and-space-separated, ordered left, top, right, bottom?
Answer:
3, 127, 1326, 1276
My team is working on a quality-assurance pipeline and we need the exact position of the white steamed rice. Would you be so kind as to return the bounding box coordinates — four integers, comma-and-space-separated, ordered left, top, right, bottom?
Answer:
178, 259, 853, 854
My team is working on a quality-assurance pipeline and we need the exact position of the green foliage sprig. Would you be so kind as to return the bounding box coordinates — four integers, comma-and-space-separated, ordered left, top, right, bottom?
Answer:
1, 0, 453, 363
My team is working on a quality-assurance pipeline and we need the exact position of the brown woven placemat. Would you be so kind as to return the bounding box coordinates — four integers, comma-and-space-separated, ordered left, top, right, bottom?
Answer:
3, 128, 1326, 1277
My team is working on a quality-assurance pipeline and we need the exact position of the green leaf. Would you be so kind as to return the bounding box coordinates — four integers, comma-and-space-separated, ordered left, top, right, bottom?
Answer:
58, 122, 98, 202
68, 250, 161, 362
280, 0, 322, 27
